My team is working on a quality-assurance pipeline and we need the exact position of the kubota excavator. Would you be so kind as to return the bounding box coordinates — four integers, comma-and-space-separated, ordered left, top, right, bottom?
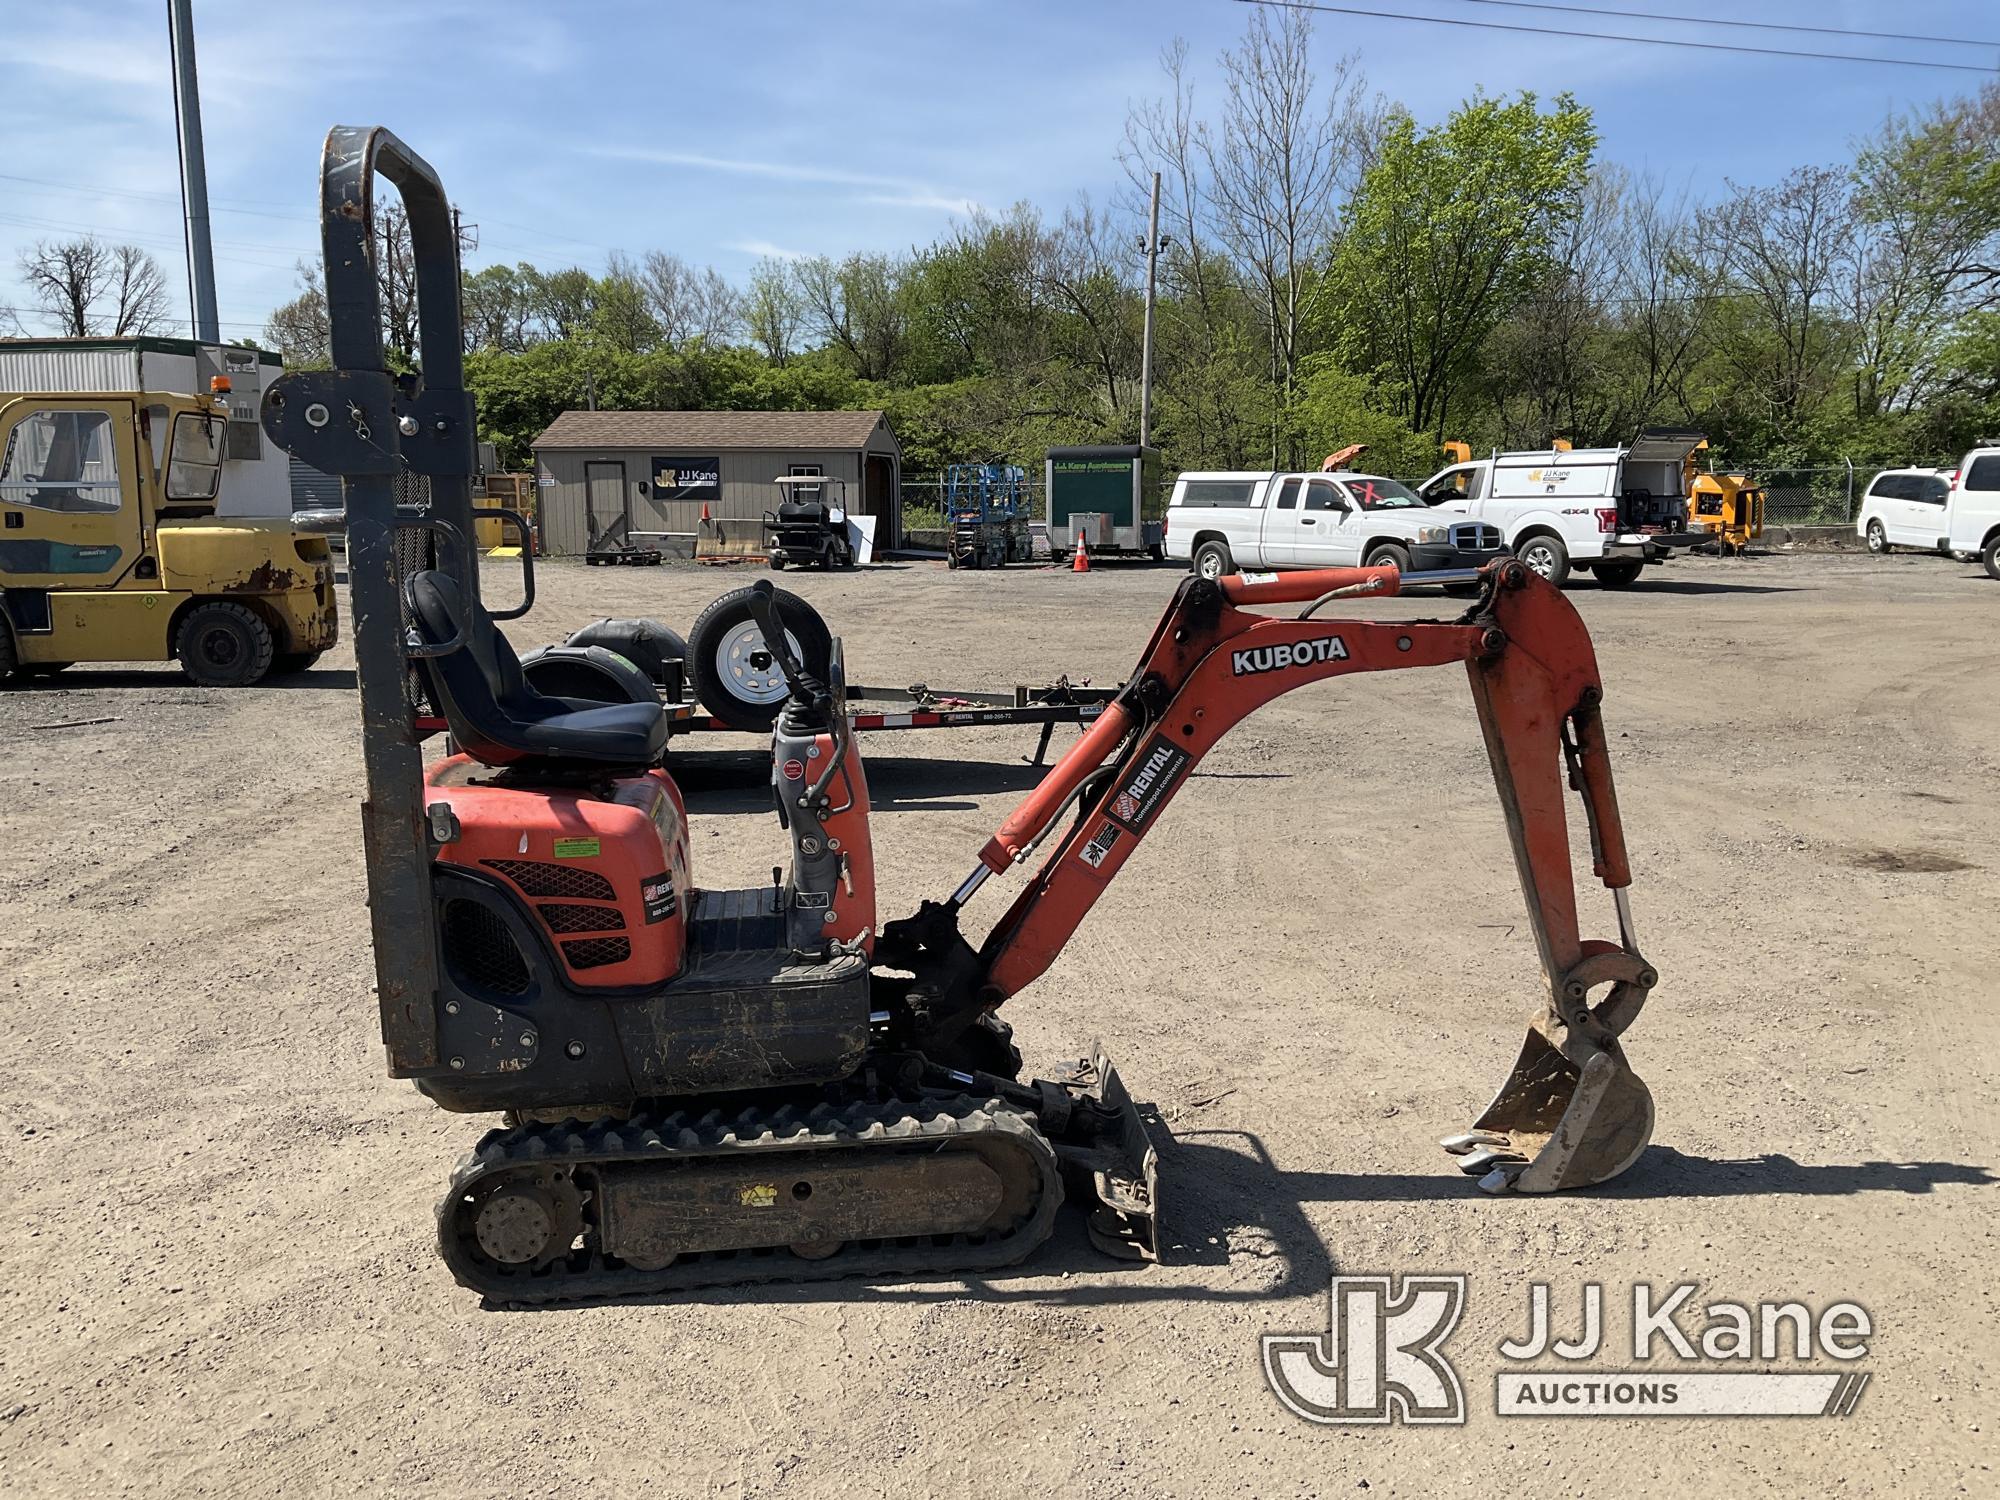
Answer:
264, 129, 1662, 1303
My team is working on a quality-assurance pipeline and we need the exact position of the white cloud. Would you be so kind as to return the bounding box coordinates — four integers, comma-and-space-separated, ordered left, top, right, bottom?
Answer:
724, 239, 811, 263
590, 145, 980, 216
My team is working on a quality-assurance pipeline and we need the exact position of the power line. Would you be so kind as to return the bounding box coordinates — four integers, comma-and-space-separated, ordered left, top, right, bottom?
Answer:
1233, 0, 2000, 73
1447, 0, 2000, 50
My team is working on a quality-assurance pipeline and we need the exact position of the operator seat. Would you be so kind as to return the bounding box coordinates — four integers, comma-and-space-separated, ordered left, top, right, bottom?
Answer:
402, 569, 668, 769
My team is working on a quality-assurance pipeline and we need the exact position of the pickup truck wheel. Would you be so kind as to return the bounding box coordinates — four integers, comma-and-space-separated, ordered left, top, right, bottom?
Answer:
1982, 535, 2000, 581
1866, 521, 1888, 554
1365, 542, 1411, 575
1594, 561, 1643, 588
1193, 540, 1234, 581
1516, 535, 1571, 587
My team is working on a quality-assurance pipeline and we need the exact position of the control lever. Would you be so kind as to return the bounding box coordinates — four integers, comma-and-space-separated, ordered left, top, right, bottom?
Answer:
746, 581, 825, 705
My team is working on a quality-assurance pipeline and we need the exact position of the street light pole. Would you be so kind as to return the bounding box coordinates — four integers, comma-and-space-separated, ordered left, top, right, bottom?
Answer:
167, 0, 219, 343
1138, 171, 1162, 450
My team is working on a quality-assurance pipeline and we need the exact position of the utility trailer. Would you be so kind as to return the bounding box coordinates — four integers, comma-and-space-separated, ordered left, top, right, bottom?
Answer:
1044, 444, 1164, 559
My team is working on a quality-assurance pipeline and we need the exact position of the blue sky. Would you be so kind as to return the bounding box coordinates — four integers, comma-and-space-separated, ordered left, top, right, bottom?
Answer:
2, 0, 1995, 341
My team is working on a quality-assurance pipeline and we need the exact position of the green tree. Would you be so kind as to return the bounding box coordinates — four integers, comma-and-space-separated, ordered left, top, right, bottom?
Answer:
1329, 92, 1596, 441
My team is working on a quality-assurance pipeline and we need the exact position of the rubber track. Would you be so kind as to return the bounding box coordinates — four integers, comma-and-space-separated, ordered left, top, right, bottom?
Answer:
437, 1094, 1063, 1305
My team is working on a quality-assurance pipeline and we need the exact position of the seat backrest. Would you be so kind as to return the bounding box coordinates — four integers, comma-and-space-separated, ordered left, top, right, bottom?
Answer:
405, 569, 557, 764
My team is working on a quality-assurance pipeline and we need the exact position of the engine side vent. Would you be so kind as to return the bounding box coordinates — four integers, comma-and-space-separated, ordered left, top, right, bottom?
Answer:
442, 899, 532, 996
482, 859, 616, 901
562, 937, 631, 970
539, 902, 625, 934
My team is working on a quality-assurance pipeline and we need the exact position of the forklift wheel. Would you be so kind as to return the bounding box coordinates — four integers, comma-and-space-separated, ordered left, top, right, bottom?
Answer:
177, 602, 275, 688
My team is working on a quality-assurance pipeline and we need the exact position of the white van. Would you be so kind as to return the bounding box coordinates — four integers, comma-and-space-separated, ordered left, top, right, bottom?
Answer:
1416, 429, 1708, 586
1948, 448, 2000, 577
1856, 468, 1953, 555
1858, 452, 2000, 576
1163, 469, 1507, 581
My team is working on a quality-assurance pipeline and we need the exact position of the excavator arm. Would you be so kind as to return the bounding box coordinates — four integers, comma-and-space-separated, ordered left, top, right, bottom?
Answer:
881, 558, 1659, 1194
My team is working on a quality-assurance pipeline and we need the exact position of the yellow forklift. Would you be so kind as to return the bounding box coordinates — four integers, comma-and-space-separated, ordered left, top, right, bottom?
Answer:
0, 387, 338, 685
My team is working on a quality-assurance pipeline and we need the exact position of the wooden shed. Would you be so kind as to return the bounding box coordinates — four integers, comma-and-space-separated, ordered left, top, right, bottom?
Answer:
531, 409, 903, 555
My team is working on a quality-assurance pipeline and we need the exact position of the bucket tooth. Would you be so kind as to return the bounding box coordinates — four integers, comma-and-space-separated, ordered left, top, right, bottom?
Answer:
1452, 1145, 1528, 1176
1439, 1130, 1511, 1156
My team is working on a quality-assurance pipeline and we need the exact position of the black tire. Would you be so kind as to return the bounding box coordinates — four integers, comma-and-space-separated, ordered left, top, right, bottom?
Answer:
271, 651, 323, 675
1983, 534, 2000, 581
769, 553, 787, 570
176, 601, 274, 687
1192, 539, 1234, 581
1516, 534, 1571, 587
1366, 542, 1412, 574
1594, 561, 1643, 588
0, 623, 16, 683
686, 585, 832, 733
1866, 520, 1888, 554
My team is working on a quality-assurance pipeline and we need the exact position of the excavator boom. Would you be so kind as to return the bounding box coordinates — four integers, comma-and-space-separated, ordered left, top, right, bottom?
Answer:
891, 559, 1659, 1195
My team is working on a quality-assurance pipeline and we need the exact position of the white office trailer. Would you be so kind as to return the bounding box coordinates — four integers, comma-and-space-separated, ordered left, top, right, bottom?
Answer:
0, 337, 291, 519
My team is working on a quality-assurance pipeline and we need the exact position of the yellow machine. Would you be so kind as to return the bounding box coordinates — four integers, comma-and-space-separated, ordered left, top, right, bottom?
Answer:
1688, 472, 1765, 555
0, 389, 338, 685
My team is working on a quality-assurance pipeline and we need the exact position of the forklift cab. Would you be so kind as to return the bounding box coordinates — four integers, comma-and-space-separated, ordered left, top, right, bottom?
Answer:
0, 390, 338, 684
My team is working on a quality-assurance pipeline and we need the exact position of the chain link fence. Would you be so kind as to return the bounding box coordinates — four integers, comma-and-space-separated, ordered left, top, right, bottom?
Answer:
1717, 463, 1883, 528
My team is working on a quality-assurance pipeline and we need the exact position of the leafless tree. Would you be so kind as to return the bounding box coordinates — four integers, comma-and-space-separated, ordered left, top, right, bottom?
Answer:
266, 261, 331, 366
1710, 166, 1856, 434
1032, 199, 1141, 420
792, 253, 905, 381
18, 236, 171, 336
743, 258, 805, 364
639, 251, 741, 346
1200, 11, 1382, 450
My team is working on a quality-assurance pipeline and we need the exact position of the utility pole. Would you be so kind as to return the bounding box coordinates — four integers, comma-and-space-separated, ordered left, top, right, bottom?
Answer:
166, 0, 218, 343
1138, 171, 1163, 449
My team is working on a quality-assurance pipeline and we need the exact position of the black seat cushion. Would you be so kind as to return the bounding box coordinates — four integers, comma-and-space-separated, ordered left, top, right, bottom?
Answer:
776, 501, 829, 525
403, 569, 667, 768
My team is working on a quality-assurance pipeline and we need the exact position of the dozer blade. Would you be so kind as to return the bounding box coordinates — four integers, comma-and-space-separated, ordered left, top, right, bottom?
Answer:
1447, 1025, 1654, 1195
1071, 1041, 1160, 1261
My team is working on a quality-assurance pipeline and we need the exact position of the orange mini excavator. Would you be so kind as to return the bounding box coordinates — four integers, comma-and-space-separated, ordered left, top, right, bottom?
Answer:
265, 129, 1662, 1303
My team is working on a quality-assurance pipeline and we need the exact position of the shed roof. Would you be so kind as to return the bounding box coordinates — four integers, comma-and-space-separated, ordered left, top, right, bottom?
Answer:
534, 409, 891, 451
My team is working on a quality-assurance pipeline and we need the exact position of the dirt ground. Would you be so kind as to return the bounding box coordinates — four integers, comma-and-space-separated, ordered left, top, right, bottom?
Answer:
1, 548, 1994, 1498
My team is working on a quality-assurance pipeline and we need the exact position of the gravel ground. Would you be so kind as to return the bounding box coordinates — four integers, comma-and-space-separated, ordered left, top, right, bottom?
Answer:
1, 549, 1994, 1498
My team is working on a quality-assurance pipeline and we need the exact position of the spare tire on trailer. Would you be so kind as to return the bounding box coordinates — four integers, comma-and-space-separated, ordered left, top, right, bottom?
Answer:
563, 617, 687, 691
518, 644, 662, 707
686, 585, 832, 732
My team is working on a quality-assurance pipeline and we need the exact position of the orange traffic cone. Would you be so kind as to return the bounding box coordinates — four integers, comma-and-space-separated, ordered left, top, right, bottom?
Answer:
700, 501, 711, 522
1072, 535, 1091, 573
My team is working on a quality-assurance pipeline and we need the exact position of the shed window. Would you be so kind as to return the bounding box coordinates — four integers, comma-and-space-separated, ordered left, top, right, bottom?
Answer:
788, 464, 823, 502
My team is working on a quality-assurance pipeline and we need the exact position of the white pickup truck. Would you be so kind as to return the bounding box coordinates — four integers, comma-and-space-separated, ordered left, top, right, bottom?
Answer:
1414, 429, 1710, 586
1163, 468, 1508, 581
1856, 448, 2000, 578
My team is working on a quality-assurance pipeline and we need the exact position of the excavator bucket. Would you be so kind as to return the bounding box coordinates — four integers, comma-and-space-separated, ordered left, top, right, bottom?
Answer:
1442, 1025, 1654, 1193
1441, 940, 1658, 1193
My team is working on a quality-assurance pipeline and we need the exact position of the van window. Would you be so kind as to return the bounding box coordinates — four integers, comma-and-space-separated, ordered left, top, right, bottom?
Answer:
1868, 474, 1912, 501
1176, 479, 1258, 508
1274, 478, 1300, 510
1964, 456, 2000, 491
1916, 475, 1949, 505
